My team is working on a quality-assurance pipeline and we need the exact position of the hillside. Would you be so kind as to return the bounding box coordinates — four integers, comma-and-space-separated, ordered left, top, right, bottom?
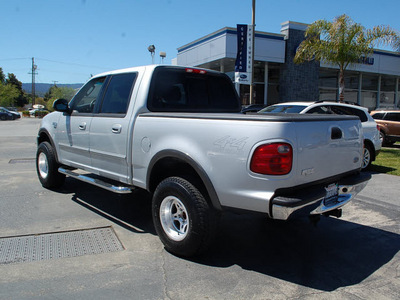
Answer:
22, 83, 83, 97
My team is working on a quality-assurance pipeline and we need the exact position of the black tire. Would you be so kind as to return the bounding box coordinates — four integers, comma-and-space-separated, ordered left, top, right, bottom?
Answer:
362, 143, 373, 170
379, 131, 385, 145
380, 131, 395, 147
36, 142, 65, 189
152, 177, 220, 257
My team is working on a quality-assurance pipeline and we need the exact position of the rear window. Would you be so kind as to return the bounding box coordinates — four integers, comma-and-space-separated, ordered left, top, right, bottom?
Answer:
259, 105, 307, 113
329, 106, 368, 122
147, 67, 240, 112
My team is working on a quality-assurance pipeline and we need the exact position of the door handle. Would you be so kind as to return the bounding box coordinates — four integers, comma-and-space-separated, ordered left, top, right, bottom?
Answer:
78, 122, 87, 130
112, 124, 122, 134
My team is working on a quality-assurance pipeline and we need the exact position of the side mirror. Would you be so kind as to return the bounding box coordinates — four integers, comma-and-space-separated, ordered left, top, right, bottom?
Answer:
53, 98, 70, 113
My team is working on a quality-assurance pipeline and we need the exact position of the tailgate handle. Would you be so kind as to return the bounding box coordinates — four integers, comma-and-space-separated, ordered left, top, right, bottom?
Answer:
331, 127, 342, 139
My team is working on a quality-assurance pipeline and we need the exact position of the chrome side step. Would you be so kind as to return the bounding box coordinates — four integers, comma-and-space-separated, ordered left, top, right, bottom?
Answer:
58, 167, 133, 194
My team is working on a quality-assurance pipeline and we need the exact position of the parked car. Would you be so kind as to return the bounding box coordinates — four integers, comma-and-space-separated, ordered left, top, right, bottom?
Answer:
0, 107, 20, 120
241, 104, 267, 113
29, 108, 49, 117
370, 110, 400, 146
258, 101, 381, 169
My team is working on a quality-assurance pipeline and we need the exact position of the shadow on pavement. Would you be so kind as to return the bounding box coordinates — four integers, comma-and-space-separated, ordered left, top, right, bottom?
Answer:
60, 178, 399, 292
196, 212, 400, 292
61, 178, 155, 235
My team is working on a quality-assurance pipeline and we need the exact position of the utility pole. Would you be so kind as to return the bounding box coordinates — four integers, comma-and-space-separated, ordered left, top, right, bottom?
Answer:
29, 57, 38, 106
249, 0, 256, 105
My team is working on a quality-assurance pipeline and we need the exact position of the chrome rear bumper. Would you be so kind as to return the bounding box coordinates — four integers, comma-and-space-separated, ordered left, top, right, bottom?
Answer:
271, 172, 371, 221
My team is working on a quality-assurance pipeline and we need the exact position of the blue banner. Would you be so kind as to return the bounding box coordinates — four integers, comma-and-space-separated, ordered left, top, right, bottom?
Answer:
235, 24, 252, 85
235, 24, 248, 73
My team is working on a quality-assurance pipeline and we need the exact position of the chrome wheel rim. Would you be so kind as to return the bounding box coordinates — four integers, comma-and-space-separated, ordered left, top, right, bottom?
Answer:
38, 152, 49, 179
362, 147, 370, 169
160, 196, 189, 241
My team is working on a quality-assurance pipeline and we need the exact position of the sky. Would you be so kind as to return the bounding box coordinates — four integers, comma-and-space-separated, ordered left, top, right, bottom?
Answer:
1, 0, 399, 84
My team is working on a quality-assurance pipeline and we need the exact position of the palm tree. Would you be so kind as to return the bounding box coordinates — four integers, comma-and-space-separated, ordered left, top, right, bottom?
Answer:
294, 14, 400, 100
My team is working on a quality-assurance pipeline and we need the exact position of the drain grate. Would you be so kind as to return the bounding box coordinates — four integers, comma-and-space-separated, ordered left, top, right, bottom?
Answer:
0, 226, 124, 265
9, 158, 35, 164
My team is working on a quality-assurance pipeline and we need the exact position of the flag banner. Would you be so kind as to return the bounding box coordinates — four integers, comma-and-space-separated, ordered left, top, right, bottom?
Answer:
235, 24, 253, 85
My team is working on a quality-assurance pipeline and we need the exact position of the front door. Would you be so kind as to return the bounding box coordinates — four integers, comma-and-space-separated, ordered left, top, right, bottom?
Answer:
56, 76, 107, 169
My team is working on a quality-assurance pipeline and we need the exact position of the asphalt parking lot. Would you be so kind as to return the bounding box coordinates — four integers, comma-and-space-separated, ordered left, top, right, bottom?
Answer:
0, 118, 399, 300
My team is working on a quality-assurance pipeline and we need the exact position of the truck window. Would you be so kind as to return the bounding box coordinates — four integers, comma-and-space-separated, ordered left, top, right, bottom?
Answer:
99, 73, 137, 114
147, 67, 240, 112
70, 77, 106, 113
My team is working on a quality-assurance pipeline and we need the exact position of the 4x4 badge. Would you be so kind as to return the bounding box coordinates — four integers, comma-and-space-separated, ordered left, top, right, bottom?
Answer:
301, 168, 314, 176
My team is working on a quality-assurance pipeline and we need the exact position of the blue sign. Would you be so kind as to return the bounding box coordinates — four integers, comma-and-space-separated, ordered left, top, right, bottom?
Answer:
235, 24, 248, 72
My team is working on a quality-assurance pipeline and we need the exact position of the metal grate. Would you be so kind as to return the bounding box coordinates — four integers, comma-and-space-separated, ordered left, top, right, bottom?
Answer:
8, 158, 35, 164
0, 226, 124, 265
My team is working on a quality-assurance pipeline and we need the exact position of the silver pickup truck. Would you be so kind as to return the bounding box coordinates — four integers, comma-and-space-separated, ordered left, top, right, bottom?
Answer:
36, 65, 370, 256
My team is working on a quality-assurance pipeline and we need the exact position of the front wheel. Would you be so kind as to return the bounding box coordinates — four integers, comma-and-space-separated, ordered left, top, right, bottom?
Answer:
36, 142, 65, 189
152, 177, 220, 257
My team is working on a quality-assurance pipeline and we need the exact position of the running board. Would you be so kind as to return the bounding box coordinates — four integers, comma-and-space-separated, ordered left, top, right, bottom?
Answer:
58, 167, 133, 194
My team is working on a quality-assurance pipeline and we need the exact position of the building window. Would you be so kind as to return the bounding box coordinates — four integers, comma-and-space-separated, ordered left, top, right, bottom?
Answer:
343, 72, 358, 104
361, 74, 378, 110
267, 67, 280, 105
319, 69, 338, 101
380, 76, 396, 108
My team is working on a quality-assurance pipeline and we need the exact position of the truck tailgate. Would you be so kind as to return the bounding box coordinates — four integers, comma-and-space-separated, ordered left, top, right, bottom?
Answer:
293, 116, 362, 186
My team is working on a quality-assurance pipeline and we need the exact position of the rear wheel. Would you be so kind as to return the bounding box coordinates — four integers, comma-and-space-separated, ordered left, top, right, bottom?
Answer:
362, 144, 372, 170
379, 131, 385, 145
152, 177, 219, 257
36, 142, 65, 189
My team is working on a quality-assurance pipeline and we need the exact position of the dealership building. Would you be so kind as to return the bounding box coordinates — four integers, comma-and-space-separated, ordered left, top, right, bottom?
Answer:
175, 21, 400, 110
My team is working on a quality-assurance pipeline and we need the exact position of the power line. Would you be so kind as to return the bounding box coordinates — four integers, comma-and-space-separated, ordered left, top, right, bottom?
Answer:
35, 57, 112, 70
0, 58, 30, 62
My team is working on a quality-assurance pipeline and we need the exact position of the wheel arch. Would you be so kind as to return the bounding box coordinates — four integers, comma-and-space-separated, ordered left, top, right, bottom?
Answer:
37, 128, 60, 163
364, 139, 376, 162
147, 150, 222, 211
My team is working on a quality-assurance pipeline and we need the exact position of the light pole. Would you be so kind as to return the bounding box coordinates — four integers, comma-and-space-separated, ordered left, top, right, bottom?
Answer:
159, 51, 166, 64
148, 45, 156, 64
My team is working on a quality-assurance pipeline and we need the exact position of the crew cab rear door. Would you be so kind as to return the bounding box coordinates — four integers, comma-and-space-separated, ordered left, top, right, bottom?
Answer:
89, 72, 137, 183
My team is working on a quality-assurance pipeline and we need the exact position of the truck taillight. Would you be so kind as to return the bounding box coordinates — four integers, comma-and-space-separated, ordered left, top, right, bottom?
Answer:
250, 143, 292, 175
185, 68, 207, 74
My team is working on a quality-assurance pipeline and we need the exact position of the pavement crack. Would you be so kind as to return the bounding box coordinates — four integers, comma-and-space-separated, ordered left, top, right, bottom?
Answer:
161, 250, 172, 300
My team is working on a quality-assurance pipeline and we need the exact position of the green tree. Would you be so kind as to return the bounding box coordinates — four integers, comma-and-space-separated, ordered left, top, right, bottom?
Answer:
0, 68, 5, 84
44, 85, 76, 110
6, 73, 28, 107
0, 84, 19, 107
294, 14, 400, 100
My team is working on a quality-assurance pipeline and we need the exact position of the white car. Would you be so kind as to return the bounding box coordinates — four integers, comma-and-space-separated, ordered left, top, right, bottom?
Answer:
259, 101, 382, 170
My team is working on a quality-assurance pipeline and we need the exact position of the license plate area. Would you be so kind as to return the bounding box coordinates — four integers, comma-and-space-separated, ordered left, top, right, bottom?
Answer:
324, 183, 339, 207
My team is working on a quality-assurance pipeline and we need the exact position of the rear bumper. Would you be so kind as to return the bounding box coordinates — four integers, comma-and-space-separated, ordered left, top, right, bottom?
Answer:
271, 172, 371, 220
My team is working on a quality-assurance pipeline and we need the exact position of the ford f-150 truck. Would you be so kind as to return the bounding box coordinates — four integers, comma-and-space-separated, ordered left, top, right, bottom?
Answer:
36, 65, 370, 256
